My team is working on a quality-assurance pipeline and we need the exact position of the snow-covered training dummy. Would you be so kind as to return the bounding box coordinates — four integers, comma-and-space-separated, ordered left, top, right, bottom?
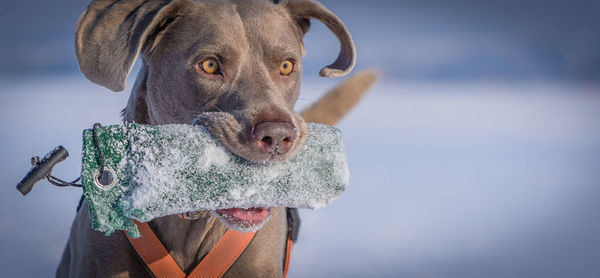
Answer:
81, 122, 349, 238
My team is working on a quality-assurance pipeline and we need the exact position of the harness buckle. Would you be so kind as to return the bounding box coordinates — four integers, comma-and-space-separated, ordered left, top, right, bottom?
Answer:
178, 210, 209, 220
286, 208, 300, 243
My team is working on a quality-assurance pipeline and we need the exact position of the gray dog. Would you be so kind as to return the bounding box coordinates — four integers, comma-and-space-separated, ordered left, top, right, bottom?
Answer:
57, 0, 375, 277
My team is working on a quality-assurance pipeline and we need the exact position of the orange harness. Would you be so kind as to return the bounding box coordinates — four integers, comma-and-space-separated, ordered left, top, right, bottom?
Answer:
125, 209, 298, 278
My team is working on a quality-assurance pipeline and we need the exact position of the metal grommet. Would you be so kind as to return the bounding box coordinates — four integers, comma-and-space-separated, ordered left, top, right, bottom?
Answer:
94, 166, 116, 190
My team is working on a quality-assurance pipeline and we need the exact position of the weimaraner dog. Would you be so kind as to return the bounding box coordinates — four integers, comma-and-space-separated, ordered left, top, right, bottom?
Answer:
57, 0, 375, 277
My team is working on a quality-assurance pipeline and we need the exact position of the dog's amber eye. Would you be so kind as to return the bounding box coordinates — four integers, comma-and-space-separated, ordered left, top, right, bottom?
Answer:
280, 60, 294, 75
200, 59, 219, 74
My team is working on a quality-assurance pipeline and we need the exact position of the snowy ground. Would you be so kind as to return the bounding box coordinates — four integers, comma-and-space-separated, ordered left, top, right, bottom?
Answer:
1, 75, 599, 277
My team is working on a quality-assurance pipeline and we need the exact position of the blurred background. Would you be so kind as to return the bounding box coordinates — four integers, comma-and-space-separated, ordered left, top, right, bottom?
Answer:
1, 0, 599, 277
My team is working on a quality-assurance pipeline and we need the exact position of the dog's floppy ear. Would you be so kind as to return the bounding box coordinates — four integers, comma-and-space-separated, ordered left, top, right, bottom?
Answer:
75, 0, 186, 92
284, 0, 356, 77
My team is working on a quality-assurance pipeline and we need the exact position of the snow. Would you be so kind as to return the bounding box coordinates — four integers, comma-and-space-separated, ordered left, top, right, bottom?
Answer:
2, 76, 600, 277
80, 122, 348, 236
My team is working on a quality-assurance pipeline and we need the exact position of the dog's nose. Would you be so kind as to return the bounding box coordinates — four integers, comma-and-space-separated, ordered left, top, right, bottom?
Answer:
252, 121, 297, 156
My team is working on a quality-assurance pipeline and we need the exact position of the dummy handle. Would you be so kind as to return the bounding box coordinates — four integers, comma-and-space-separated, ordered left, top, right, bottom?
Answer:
17, 146, 69, 195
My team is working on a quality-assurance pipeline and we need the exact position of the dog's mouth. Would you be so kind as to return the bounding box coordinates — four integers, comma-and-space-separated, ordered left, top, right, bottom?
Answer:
213, 207, 271, 232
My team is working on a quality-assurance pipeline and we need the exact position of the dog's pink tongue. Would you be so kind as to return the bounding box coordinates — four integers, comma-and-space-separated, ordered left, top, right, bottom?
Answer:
216, 208, 270, 222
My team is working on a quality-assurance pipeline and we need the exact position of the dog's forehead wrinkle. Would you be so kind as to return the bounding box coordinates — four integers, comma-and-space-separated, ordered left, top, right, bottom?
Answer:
153, 2, 248, 57
232, 0, 302, 59
231, 68, 278, 103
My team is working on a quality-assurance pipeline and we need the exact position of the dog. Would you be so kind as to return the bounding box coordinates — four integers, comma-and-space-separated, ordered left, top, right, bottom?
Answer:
57, 0, 375, 277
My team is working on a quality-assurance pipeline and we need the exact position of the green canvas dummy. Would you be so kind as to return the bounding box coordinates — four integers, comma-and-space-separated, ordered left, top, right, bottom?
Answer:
81, 123, 348, 237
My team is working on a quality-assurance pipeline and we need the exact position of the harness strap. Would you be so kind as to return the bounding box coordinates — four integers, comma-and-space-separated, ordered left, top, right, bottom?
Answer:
125, 220, 255, 278
283, 207, 300, 277
283, 237, 294, 277
126, 220, 186, 278
188, 230, 255, 278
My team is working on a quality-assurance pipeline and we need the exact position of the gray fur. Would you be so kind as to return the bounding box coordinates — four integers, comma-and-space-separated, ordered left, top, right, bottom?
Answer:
59, 0, 365, 277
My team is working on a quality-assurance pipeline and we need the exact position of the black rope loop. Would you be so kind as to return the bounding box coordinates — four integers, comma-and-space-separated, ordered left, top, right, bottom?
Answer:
30, 155, 82, 188
92, 123, 106, 180
47, 175, 82, 187
26, 123, 106, 189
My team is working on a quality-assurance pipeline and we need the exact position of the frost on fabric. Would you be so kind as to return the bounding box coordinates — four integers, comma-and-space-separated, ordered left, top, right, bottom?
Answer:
81, 122, 348, 237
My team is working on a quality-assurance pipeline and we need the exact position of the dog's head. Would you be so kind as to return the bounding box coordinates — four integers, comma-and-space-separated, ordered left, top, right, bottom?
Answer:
76, 0, 355, 161
75, 0, 355, 229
